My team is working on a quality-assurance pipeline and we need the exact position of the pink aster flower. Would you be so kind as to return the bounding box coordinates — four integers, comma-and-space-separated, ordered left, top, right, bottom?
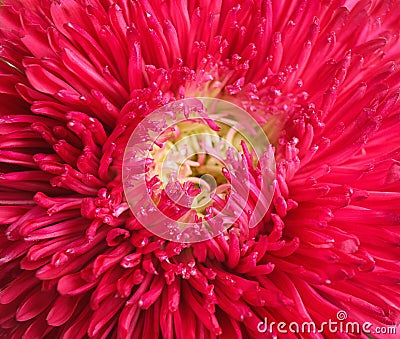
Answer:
1, 0, 400, 338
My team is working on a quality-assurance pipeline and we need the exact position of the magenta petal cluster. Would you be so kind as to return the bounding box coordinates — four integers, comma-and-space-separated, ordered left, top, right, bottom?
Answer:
1, 0, 400, 338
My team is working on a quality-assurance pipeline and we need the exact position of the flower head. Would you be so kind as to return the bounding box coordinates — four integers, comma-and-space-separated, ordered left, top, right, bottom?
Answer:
1, 0, 400, 338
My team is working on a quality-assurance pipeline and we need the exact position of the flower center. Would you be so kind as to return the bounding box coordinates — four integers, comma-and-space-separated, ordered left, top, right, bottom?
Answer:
149, 120, 247, 214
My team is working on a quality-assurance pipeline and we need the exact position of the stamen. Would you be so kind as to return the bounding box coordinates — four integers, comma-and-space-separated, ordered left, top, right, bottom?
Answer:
147, 119, 240, 216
